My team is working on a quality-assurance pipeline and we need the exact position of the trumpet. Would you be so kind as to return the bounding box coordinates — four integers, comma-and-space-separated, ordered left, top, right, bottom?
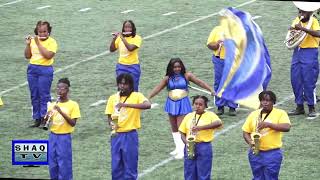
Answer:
187, 116, 197, 159
43, 97, 60, 130
110, 92, 121, 137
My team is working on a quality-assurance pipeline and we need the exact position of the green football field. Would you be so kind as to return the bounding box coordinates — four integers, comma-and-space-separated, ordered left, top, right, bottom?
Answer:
0, 0, 319, 179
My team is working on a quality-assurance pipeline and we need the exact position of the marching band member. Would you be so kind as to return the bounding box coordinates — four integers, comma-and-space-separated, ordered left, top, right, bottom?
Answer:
109, 20, 142, 92
24, 21, 58, 127
287, 2, 320, 117
242, 91, 291, 180
207, 24, 238, 116
44, 78, 81, 180
179, 95, 222, 180
105, 73, 151, 180
147, 58, 214, 159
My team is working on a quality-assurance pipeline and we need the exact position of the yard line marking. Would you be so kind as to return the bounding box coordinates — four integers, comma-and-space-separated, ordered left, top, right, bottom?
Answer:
138, 92, 294, 178
79, 8, 91, 12
306, 113, 320, 120
0, 0, 256, 97
36, 5, 51, 10
162, 12, 176, 16
121, 9, 134, 14
0, 0, 24, 7
252, 15, 262, 20
89, 100, 106, 107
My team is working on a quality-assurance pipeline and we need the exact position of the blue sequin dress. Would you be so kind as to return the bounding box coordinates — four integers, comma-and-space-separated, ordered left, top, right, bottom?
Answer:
164, 74, 192, 116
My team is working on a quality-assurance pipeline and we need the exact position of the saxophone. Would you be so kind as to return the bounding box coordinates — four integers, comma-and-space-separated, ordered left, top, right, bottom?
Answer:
251, 114, 262, 155
187, 114, 197, 159
110, 92, 120, 137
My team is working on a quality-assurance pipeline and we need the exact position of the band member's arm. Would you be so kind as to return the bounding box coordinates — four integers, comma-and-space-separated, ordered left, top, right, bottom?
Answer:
119, 34, 138, 51
243, 131, 254, 147
179, 131, 187, 144
207, 40, 223, 50
106, 114, 112, 126
294, 23, 320, 37
187, 72, 215, 95
34, 36, 55, 59
117, 100, 151, 110
193, 120, 222, 132
257, 122, 291, 132
147, 76, 169, 99
110, 33, 118, 52
54, 105, 77, 126
24, 35, 32, 59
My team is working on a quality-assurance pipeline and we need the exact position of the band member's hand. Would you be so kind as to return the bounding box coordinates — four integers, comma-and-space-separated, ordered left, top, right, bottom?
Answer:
110, 121, 118, 130
34, 36, 40, 44
294, 23, 304, 31
257, 121, 271, 130
210, 90, 215, 96
112, 32, 120, 38
192, 126, 201, 132
115, 102, 126, 109
25, 35, 32, 45
53, 105, 62, 114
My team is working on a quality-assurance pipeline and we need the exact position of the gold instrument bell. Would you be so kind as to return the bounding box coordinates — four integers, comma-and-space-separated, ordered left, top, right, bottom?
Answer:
284, 1, 320, 49
251, 132, 261, 155
187, 116, 197, 159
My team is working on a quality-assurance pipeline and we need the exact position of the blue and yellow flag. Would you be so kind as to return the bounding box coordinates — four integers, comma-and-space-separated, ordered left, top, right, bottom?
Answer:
216, 7, 271, 109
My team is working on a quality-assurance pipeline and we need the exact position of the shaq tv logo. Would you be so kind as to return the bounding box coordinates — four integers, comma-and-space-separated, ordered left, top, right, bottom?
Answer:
12, 140, 48, 165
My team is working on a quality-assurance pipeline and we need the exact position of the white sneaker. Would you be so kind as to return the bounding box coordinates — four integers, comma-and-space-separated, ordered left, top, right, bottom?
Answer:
169, 149, 178, 156
174, 152, 184, 160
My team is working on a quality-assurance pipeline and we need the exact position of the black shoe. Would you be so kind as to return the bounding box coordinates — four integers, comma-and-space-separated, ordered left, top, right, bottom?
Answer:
228, 108, 236, 116
308, 105, 317, 117
216, 107, 224, 115
288, 105, 305, 116
29, 120, 41, 128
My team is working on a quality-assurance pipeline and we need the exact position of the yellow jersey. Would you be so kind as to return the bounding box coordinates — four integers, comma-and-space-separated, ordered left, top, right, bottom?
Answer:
29, 36, 58, 66
291, 16, 320, 48
242, 108, 291, 151
115, 35, 142, 65
207, 26, 226, 59
179, 111, 221, 142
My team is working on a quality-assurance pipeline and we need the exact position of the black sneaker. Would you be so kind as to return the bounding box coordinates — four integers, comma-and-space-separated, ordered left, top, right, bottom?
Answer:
229, 107, 236, 116
29, 120, 41, 128
216, 107, 224, 115
288, 105, 305, 116
308, 105, 317, 117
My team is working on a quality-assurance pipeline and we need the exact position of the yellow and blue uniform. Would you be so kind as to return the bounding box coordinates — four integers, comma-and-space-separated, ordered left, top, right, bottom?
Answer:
47, 100, 80, 180
290, 16, 320, 106
114, 35, 142, 91
242, 108, 291, 179
207, 26, 237, 109
105, 92, 148, 180
179, 111, 221, 180
27, 37, 58, 121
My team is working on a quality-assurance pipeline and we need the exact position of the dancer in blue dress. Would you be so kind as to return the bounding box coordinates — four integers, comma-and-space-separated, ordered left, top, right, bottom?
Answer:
148, 58, 214, 159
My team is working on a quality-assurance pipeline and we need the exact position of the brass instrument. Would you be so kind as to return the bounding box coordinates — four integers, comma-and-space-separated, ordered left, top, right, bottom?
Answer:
251, 114, 262, 155
110, 92, 121, 137
187, 115, 197, 159
43, 97, 60, 130
284, 15, 313, 49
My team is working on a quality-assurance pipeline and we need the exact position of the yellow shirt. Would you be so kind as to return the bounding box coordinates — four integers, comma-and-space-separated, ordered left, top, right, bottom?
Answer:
179, 111, 221, 142
29, 37, 58, 66
105, 92, 148, 132
291, 16, 320, 48
242, 108, 291, 151
207, 26, 226, 59
0, 97, 3, 106
115, 35, 142, 65
48, 100, 81, 134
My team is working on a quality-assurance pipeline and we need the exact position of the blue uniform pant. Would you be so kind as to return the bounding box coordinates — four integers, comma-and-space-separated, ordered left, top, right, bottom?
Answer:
27, 64, 53, 120
248, 148, 283, 180
111, 130, 139, 180
116, 63, 141, 92
212, 56, 238, 108
184, 142, 213, 180
49, 133, 73, 180
291, 48, 319, 105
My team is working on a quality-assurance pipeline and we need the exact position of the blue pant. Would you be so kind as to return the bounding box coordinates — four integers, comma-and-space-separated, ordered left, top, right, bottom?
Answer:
49, 133, 73, 180
111, 130, 139, 180
27, 64, 53, 120
116, 63, 141, 92
291, 48, 319, 105
184, 142, 213, 180
248, 148, 283, 180
212, 56, 238, 108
